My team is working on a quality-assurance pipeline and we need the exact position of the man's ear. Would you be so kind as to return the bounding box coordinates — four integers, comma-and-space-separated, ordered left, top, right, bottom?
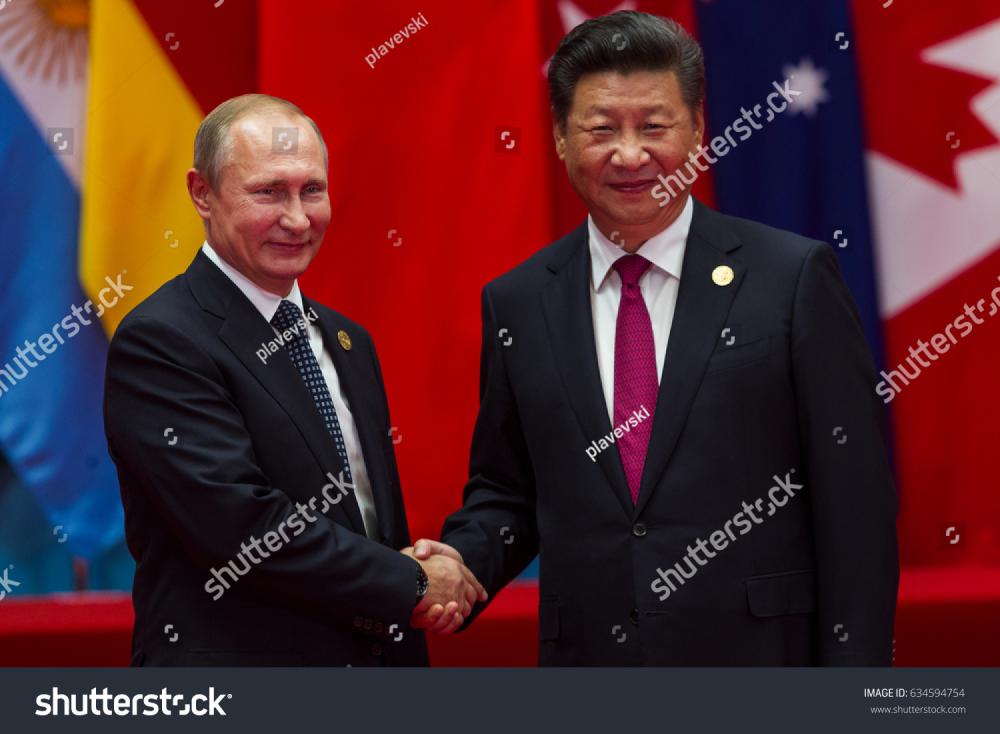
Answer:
552, 122, 567, 161
187, 168, 212, 220
691, 105, 705, 150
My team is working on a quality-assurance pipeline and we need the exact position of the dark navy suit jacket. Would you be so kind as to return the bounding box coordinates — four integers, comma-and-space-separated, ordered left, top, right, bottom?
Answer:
441, 199, 898, 666
105, 251, 427, 666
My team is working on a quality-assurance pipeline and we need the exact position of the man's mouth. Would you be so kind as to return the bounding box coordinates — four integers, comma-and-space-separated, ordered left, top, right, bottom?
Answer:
608, 179, 656, 194
267, 240, 309, 250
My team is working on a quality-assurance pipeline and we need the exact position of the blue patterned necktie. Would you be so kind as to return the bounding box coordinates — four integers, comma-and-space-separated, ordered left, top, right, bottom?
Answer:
271, 299, 353, 484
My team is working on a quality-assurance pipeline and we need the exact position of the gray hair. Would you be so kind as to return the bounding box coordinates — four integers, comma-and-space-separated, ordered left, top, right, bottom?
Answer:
193, 93, 328, 188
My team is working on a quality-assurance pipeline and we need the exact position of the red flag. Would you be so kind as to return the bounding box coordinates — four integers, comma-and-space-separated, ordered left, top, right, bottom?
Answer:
852, 0, 1000, 564
260, 1, 557, 538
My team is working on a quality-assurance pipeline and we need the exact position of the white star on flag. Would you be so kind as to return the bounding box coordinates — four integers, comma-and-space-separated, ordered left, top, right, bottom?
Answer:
782, 57, 830, 117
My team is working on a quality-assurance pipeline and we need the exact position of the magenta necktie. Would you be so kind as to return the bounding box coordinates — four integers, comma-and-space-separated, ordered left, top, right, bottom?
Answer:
612, 255, 658, 504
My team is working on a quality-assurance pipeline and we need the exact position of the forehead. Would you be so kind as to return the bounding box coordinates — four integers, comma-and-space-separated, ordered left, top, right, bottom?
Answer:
226, 111, 326, 173
571, 69, 683, 113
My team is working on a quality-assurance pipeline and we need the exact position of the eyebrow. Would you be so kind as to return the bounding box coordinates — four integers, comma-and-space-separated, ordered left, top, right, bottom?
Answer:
247, 178, 327, 188
583, 104, 672, 116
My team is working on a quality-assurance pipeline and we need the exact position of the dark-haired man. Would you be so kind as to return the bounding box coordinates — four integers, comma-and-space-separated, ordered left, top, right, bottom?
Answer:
413, 11, 898, 665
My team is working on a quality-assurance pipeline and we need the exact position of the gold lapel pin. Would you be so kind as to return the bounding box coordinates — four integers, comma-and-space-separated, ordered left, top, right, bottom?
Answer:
712, 265, 735, 287
337, 330, 352, 351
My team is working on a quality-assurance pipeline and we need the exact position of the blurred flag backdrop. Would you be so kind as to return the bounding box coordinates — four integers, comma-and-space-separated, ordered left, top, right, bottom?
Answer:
0, 0, 255, 591
1, 0, 998, 594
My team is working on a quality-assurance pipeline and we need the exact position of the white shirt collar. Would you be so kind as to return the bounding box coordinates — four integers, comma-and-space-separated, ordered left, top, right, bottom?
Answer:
588, 194, 693, 291
201, 241, 306, 323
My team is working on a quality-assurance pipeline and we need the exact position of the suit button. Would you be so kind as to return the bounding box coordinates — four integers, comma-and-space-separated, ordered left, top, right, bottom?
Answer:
632, 523, 647, 537
371, 643, 383, 657
629, 608, 639, 625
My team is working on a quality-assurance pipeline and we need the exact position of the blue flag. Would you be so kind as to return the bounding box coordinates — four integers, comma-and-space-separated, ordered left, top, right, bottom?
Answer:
695, 0, 886, 369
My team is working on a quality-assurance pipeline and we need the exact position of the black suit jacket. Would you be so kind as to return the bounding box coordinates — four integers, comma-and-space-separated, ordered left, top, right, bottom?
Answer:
441, 199, 899, 666
104, 251, 427, 666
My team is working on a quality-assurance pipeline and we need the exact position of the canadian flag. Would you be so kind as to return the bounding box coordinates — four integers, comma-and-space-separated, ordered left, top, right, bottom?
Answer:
853, 0, 1000, 565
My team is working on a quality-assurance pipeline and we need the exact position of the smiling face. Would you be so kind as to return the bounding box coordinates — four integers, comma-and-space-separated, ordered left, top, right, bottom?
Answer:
187, 110, 330, 296
554, 69, 703, 250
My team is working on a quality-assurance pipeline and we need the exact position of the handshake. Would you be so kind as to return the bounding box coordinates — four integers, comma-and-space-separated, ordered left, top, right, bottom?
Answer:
401, 540, 488, 635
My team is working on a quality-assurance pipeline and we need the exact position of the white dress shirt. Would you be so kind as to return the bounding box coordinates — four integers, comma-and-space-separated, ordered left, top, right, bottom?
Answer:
201, 242, 379, 538
588, 195, 693, 423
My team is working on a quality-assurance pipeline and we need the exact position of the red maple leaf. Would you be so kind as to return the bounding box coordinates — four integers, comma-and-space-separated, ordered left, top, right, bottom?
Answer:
851, 0, 999, 190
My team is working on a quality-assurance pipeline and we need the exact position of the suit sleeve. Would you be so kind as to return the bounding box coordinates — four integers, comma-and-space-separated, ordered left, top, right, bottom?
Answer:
368, 334, 413, 547
439, 284, 540, 620
790, 243, 899, 665
104, 316, 420, 630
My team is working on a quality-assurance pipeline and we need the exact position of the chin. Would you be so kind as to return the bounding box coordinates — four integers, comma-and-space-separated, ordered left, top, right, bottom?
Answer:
268, 247, 313, 266
260, 258, 307, 282
602, 205, 659, 227
274, 265, 309, 282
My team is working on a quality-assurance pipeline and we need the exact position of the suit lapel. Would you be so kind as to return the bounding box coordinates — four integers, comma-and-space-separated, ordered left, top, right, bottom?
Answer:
541, 226, 634, 519
634, 201, 745, 517
186, 253, 367, 535
311, 302, 396, 544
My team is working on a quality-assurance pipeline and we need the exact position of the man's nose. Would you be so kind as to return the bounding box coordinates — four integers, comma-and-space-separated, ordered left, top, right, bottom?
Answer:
280, 198, 310, 233
611, 136, 651, 170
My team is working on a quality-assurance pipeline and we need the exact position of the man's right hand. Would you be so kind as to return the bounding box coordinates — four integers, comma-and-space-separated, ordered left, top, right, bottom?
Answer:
402, 547, 487, 635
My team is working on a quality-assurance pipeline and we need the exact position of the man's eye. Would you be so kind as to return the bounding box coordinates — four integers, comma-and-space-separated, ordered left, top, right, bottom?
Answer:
644, 124, 665, 131
256, 188, 274, 195
591, 126, 614, 133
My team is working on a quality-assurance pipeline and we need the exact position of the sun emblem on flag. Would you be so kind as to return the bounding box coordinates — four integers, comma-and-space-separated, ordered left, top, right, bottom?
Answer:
0, 0, 88, 84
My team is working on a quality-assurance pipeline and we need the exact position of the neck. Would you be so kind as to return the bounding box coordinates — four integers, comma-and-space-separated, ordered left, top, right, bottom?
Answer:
593, 192, 690, 254
261, 280, 294, 298
206, 240, 294, 297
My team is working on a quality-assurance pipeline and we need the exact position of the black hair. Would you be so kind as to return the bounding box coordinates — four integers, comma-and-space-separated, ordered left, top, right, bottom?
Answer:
548, 10, 704, 129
